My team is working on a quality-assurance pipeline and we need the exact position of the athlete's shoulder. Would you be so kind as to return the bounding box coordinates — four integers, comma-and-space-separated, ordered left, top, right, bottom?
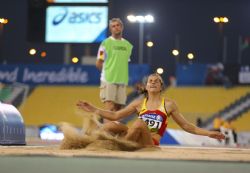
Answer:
164, 97, 178, 114
164, 97, 177, 107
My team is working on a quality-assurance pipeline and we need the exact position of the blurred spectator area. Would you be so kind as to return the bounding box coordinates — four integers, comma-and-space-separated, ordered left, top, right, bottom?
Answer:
176, 63, 242, 86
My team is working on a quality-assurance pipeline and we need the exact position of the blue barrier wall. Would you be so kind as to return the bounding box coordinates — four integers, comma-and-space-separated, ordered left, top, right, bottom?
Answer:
176, 63, 208, 86
0, 64, 150, 86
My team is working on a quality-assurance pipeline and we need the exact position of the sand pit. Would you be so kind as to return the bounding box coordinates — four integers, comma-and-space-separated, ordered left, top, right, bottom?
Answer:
0, 139, 250, 162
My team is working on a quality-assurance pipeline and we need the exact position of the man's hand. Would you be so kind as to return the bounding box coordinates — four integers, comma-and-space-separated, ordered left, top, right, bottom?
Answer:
95, 59, 103, 71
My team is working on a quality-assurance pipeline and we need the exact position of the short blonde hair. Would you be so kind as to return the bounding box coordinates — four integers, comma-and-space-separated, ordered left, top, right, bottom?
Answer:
109, 18, 123, 28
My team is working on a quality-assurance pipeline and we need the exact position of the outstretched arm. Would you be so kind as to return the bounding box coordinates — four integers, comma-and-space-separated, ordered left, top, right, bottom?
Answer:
168, 100, 225, 140
76, 99, 139, 121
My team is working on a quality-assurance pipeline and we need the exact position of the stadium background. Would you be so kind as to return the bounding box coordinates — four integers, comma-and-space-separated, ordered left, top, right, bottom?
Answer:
0, 0, 250, 146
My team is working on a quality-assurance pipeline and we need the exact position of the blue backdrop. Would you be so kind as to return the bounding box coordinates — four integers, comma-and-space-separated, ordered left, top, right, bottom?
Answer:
176, 63, 208, 86
0, 64, 150, 86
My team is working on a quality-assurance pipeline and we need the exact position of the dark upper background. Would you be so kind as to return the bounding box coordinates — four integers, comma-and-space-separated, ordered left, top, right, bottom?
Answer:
0, 0, 250, 82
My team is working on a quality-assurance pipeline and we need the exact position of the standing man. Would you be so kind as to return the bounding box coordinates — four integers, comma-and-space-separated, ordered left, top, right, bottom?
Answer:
96, 18, 133, 116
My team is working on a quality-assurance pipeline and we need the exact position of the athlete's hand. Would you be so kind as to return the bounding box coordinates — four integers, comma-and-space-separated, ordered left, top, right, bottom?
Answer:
208, 131, 225, 140
76, 100, 97, 113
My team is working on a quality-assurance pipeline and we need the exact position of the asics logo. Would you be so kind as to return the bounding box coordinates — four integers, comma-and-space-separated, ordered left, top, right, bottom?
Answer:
52, 8, 102, 25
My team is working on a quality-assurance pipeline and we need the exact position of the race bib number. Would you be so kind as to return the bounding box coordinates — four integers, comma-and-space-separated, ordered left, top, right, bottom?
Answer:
140, 114, 163, 130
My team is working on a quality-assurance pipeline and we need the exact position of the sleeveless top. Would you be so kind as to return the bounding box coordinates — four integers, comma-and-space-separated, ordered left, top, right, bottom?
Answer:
97, 37, 133, 84
138, 98, 169, 136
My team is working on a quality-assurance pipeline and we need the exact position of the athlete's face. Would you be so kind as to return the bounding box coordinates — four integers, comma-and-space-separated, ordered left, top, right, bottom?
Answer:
146, 75, 163, 93
110, 21, 123, 36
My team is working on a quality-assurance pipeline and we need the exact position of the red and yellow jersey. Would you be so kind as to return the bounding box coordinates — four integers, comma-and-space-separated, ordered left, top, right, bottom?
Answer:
138, 98, 169, 136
